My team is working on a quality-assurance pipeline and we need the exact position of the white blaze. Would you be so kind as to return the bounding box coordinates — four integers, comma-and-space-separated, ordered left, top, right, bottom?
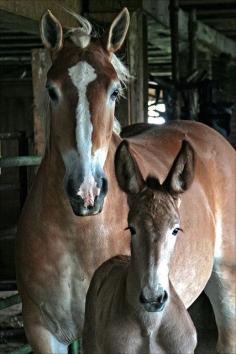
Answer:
68, 61, 103, 207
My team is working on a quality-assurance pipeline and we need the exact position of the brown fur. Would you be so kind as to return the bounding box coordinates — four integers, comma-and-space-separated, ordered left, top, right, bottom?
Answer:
83, 141, 197, 354
16, 9, 236, 354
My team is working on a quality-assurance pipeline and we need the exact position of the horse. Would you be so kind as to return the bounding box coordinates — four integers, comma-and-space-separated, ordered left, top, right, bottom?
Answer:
15, 7, 236, 354
83, 140, 197, 354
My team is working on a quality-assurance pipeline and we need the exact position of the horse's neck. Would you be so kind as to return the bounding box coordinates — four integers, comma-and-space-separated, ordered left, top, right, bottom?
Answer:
104, 132, 122, 179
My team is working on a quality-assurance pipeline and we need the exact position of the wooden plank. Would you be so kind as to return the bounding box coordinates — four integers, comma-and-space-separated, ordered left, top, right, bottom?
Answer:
88, 0, 140, 12
0, 9, 38, 34
128, 10, 148, 124
0, 293, 21, 310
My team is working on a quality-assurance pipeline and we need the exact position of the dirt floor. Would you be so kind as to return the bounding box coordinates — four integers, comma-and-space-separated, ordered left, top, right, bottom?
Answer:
0, 291, 26, 354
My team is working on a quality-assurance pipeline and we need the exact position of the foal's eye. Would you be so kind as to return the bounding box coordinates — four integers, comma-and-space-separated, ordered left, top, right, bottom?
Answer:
126, 226, 136, 236
172, 227, 180, 236
46, 85, 58, 102
110, 89, 119, 101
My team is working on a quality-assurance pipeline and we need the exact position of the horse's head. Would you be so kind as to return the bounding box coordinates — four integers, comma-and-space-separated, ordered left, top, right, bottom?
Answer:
115, 140, 195, 312
40, 8, 130, 216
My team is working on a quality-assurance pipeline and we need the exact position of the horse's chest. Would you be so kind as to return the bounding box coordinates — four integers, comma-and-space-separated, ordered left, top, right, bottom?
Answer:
34, 252, 89, 340
101, 321, 165, 354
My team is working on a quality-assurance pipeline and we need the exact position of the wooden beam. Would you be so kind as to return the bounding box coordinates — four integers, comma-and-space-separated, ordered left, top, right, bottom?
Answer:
143, 0, 236, 59
180, 0, 235, 5
0, 0, 81, 33
128, 10, 148, 124
0, 9, 38, 34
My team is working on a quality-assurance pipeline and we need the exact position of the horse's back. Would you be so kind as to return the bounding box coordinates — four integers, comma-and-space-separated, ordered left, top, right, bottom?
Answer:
125, 121, 236, 307
125, 121, 235, 180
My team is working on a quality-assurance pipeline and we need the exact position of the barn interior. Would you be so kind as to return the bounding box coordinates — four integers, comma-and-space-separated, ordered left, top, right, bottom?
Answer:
0, 0, 235, 352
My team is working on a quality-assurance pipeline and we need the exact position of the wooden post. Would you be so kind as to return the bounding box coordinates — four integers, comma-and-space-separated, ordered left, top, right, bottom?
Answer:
32, 49, 51, 155
128, 10, 148, 124
18, 132, 28, 209
169, 0, 180, 120
189, 9, 197, 73
188, 9, 198, 120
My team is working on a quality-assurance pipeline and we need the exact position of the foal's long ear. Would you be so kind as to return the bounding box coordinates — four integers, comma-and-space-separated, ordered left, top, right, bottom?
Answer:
106, 8, 130, 53
115, 140, 145, 194
40, 10, 63, 51
163, 140, 195, 197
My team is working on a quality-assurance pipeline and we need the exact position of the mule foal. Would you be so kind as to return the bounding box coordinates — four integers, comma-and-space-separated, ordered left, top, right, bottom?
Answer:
83, 140, 197, 354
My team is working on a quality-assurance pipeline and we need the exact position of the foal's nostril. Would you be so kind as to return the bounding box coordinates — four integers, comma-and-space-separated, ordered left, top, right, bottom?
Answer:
139, 289, 168, 305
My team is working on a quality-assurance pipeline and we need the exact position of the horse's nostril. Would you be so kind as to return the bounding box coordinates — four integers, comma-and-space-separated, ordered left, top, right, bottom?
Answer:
101, 177, 108, 194
157, 290, 168, 304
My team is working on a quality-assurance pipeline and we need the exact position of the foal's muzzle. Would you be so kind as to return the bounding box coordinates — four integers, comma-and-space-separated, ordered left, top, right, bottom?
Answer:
67, 177, 108, 216
139, 289, 168, 312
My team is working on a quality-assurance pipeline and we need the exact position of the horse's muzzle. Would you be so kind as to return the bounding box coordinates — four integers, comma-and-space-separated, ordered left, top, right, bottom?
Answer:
67, 177, 108, 216
139, 289, 168, 312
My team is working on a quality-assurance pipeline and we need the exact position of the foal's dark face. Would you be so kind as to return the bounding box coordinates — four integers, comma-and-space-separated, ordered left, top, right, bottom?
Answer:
128, 186, 181, 312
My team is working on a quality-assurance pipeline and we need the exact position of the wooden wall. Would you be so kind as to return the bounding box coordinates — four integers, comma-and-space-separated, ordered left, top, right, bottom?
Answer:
0, 0, 82, 31
0, 81, 33, 279
0, 81, 33, 228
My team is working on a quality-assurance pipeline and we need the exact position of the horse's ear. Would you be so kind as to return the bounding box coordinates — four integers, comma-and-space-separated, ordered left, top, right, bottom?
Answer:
115, 140, 145, 194
40, 10, 63, 51
106, 8, 130, 53
163, 140, 195, 197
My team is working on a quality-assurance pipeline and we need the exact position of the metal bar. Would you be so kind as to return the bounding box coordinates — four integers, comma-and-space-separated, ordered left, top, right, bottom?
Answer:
0, 35, 39, 40
0, 328, 25, 338
0, 57, 31, 63
9, 344, 32, 354
70, 339, 81, 354
0, 183, 19, 192
0, 293, 21, 310
0, 156, 42, 168
0, 132, 23, 140
0, 43, 41, 48
0, 280, 17, 291
0, 226, 17, 236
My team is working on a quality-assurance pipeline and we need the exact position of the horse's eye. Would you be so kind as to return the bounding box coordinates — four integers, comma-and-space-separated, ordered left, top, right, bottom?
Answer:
125, 226, 136, 236
47, 86, 58, 102
110, 89, 119, 101
172, 227, 180, 236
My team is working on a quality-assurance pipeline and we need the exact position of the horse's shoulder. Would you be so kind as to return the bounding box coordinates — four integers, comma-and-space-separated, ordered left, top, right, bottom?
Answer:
94, 255, 130, 280
89, 255, 129, 295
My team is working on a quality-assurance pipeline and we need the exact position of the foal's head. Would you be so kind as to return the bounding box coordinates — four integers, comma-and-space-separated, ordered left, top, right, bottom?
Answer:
40, 9, 130, 216
115, 140, 195, 312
